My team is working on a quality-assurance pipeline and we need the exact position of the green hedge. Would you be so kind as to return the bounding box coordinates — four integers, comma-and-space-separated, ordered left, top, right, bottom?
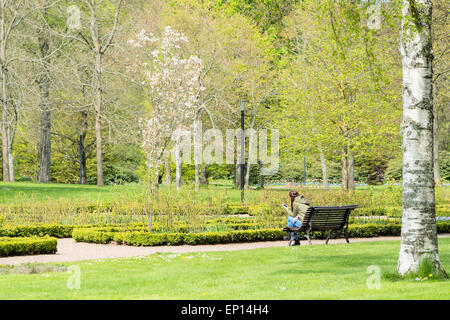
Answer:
72, 222, 450, 246
0, 225, 74, 238
0, 236, 58, 257
72, 228, 285, 246
3, 219, 449, 243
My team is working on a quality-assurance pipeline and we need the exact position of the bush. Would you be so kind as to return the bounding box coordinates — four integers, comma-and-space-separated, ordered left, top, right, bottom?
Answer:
0, 236, 57, 257
72, 222, 450, 246
0, 224, 74, 238
73, 228, 286, 246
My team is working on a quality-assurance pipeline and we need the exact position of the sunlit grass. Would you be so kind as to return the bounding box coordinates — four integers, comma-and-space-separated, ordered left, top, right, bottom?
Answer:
0, 238, 448, 299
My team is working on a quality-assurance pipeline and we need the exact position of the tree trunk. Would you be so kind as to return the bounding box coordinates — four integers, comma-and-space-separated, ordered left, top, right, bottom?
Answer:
7, 143, 14, 181
175, 147, 182, 190
433, 103, 440, 185
38, 26, 51, 183
341, 150, 348, 191
79, 110, 88, 184
235, 162, 241, 189
1, 40, 10, 182
201, 163, 208, 185
348, 152, 354, 190
233, 156, 237, 187
245, 163, 250, 189
397, 0, 446, 277
319, 147, 329, 190
258, 159, 264, 189
94, 51, 104, 186
195, 163, 200, 191
164, 153, 171, 185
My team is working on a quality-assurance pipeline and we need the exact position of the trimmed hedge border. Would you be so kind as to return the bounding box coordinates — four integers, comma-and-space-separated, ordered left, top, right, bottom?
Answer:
0, 221, 280, 238
0, 225, 74, 238
72, 228, 285, 246
2, 221, 449, 243
0, 236, 57, 257
72, 222, 450, 246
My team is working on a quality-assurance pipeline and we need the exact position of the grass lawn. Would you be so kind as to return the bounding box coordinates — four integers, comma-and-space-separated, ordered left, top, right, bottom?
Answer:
0, 181, 294, 205
1, 238, 449, 299
0, 180, 407, 205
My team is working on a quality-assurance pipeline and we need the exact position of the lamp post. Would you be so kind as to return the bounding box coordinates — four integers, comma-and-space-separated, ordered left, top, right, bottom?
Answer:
239, 100, 247, 203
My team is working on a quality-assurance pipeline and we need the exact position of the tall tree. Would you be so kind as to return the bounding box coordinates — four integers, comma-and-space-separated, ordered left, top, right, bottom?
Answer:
79, 0, 123, 186
397, 0, 446, 277
35, 1, 55, 183
0, 0, 30, 181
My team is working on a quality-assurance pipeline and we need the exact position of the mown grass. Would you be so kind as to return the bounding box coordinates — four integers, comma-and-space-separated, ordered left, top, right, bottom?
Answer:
0, 238, 448, 299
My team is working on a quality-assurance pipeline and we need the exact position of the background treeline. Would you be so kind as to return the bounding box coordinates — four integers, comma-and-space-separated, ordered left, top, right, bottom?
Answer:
0, 0, 449, 187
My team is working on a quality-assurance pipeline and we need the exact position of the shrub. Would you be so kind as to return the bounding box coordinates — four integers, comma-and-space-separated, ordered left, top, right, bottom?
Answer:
0, 236, 57, 257
0, 224, 74, 238
73, 228, 286, 246
72, 222, 450, 246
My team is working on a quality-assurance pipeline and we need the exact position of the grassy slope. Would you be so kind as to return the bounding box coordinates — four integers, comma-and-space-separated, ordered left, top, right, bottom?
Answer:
0, 239, 449, 299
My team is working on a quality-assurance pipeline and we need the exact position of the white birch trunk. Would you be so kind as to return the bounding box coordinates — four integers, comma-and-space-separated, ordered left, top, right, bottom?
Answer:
319, 147, 329, 190
398, 0, 446, 277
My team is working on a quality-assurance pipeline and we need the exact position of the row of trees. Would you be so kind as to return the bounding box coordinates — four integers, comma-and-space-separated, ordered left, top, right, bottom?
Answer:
0, 0, 448, 191
0, 0, 447, 279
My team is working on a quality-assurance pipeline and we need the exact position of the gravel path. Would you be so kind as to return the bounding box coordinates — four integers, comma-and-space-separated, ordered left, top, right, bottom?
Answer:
1, 234, 449, 266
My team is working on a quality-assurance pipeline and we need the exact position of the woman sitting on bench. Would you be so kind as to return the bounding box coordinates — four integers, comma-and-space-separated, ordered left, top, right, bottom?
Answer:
283, 191, 311, 245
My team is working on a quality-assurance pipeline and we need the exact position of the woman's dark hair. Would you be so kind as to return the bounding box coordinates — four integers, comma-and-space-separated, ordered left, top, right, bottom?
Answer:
289, 191, 299, 211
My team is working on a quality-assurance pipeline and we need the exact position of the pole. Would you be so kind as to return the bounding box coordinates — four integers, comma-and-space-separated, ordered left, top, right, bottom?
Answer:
240, 103, 245, 203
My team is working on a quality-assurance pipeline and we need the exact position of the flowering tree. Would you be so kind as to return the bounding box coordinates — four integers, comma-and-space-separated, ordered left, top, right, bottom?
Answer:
129, 26, 203, 229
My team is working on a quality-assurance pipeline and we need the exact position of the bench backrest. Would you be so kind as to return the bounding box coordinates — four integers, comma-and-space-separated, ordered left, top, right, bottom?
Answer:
302, 205, 358, 231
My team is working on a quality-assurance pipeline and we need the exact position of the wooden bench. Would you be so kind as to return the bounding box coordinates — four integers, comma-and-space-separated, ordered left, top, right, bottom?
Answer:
283, 205, 358, 246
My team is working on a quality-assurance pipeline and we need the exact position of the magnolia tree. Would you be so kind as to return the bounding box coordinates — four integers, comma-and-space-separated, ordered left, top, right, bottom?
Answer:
129, 26, 203, 229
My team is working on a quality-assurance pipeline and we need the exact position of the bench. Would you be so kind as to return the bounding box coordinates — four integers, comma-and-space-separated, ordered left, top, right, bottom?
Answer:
282, 205, 358, 246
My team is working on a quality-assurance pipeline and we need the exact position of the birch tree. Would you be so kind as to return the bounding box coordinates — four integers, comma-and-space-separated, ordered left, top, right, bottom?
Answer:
397, 0, 447, 277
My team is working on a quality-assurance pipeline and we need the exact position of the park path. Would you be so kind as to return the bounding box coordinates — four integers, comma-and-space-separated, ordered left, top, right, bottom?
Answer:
1, 234, 449, 266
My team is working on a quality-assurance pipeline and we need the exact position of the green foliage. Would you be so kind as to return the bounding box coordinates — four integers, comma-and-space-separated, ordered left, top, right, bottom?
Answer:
0, 236, 57, 257
72, 222, 450, 246
439, 151, 450, 182
385, 151, 450, 182
0, 224, 74, 238
384, 154, 403, 181
73, 227, 286, 246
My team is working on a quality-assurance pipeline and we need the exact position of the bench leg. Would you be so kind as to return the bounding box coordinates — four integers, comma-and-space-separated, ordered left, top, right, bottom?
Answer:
325, 231, 332, 245
344, 229, 350, 243
306, 231, 312, 245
